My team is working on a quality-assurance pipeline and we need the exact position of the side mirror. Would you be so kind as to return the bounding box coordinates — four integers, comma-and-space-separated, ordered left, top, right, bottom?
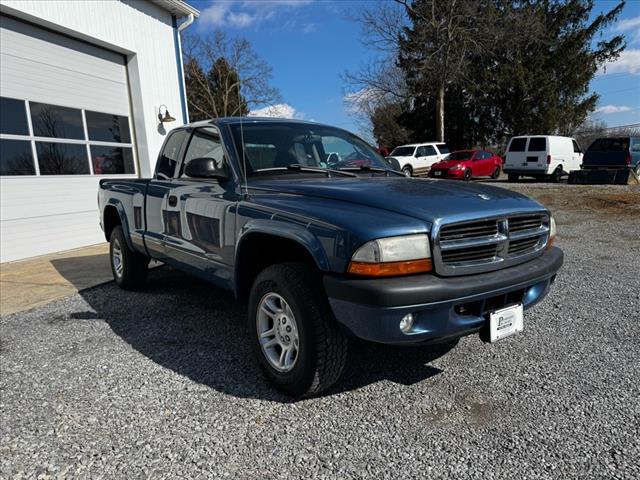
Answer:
184, 157, 229, 180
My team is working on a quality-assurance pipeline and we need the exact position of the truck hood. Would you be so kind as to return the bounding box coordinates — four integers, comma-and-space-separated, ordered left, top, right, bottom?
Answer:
249, 177, 546, 224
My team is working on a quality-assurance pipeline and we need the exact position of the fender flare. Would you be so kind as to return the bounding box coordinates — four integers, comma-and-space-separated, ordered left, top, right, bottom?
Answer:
104, 199, 135, 252
234, 219, 331, 295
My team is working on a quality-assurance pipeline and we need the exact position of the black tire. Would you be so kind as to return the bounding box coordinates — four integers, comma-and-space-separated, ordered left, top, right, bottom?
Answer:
508, 173, 519, 182
550, 166, 563, 183
402, 165, 413, 177
491, 166, 501, 179
463, 168, 472, 181
248, 262, 347, 397
109, 225, 149, 290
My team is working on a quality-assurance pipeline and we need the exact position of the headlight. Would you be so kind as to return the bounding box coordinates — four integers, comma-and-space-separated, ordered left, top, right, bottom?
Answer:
452, 164, 464, 170
547, 216, 556, 248
348, 234, 432, 277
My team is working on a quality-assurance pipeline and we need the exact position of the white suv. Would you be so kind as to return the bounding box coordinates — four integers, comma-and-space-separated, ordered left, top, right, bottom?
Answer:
388, 142, 450, 177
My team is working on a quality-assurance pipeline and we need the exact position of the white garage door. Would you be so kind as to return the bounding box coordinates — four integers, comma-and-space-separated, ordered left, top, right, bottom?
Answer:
0, 15, 137, 262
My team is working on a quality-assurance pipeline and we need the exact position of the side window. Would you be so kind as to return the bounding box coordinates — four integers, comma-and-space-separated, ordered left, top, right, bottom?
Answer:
415, 146, 425, 157
155, 130, 187, 180
483, 151, 492, 159
630, 140, 640, 152
182, 127, 225, 177
572, 140, 581, 153
508, 138, 527, 152
528, 137, 547, 152
423, 145, 437, 156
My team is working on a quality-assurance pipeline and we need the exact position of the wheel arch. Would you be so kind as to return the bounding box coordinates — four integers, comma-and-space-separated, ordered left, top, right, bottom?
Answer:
234, 220, 330, 300
102, 201, 135, 251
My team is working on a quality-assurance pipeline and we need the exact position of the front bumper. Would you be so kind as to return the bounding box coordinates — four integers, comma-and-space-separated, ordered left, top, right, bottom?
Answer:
324, 247, 564, 345
429, 168, 464, 179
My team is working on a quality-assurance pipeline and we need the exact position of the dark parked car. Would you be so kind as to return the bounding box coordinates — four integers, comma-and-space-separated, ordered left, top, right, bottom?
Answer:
429, 149, 502, 181
582, 136, 640, 176
98, 118, 563, 397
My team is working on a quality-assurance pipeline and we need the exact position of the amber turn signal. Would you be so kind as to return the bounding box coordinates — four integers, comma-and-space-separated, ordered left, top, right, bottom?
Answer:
347, 258, 433, 277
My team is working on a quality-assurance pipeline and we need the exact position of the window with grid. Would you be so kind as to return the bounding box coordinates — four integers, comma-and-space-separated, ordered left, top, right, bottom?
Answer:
0, 96, 135, 176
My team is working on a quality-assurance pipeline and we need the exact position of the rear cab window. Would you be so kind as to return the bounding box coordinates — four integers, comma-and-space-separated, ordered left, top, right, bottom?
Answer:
155, 129, 188, 179
588, 137, 630, 152
527, 137, 547, 152
508, 138, 527, 152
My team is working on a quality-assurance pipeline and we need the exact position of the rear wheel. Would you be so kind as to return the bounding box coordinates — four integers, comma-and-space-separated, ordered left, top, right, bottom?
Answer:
491, 166, 501, 179
463, 168, 472, 181
109, 225, 149, 290
248, 263, 347, 397
402, 165, 413, 177
635, 164, 640, 178
507, 173, 519, 182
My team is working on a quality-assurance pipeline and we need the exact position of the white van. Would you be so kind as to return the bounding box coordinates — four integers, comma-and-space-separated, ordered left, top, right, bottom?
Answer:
387, 142, 449, 177
504, 135, 583, 182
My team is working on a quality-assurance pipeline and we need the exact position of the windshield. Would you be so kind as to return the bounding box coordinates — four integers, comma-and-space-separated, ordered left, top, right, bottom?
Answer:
390, 146, 416, 157
588, 137, 630, 152
447, 151, 473, 160
229, 122, 391, 176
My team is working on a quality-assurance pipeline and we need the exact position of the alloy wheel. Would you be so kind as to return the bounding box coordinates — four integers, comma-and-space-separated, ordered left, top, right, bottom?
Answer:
256, 293, 300, 372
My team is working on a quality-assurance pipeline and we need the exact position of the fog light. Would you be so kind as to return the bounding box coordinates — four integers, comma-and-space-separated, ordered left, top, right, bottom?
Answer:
400, 313, 415, 334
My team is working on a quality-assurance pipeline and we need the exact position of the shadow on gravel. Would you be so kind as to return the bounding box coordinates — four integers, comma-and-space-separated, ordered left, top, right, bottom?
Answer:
66, 266, 454, 402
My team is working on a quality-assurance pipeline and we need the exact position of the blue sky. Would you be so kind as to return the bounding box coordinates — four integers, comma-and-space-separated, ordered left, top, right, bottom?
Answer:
187, 0, 640, 134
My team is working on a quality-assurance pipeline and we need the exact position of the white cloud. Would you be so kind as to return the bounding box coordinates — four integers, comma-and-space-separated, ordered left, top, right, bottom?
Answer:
249, 103, 304, 119
198, 0, 313, 30
599, 49, 640, 75
595, 105, 632, 115
612, 16, 640, 44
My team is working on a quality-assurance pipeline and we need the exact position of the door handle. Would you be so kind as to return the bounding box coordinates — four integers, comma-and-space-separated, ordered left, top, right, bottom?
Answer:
168, 195, 178, 207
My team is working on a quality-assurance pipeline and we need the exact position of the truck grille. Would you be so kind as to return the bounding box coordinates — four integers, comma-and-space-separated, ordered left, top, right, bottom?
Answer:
434, 213, 549, 276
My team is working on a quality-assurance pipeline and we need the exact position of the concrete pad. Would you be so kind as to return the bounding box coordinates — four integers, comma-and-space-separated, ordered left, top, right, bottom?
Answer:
0, 243, 112, 316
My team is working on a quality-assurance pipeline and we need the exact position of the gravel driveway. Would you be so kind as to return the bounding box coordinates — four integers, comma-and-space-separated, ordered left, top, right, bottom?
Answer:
1, 184, 639, 479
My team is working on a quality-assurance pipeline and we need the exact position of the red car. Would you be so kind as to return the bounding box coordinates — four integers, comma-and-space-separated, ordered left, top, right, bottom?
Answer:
429, 150, 502, 181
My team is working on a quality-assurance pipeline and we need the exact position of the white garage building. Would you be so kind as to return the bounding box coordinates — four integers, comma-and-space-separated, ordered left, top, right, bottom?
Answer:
0, 0, 198, 262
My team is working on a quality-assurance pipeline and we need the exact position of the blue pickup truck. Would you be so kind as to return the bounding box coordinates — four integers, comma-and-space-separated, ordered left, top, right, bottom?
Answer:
98, 118, 563, 397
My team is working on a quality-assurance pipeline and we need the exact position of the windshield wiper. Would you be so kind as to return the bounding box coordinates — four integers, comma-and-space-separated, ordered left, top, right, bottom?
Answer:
252, 164, 357, 177
338, 165, 405, 177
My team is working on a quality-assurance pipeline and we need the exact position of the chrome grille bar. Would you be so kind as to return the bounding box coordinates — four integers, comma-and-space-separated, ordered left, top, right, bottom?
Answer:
433, 213, 549, 276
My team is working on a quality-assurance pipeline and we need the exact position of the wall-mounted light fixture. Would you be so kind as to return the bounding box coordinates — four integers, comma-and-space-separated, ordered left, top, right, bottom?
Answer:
157, 104, 176, 124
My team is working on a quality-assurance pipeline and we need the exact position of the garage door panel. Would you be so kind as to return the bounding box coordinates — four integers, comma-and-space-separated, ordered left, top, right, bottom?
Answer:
1, 53, 129, 115
0, 15, 125, 81
0, 177, 103, 221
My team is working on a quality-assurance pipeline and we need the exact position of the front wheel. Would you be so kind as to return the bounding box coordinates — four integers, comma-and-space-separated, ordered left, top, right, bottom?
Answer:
463, 168, 472, 181
109, 225, 149, 290
550, 166, 563, 183
248, 263, 347, 397
402, 165, 413, 177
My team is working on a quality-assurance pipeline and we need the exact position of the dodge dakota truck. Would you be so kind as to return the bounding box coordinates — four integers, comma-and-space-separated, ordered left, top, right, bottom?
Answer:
98, 118, 563, 397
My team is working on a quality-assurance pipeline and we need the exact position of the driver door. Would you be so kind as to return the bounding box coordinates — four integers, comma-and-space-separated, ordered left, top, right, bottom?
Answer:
163, 126, 238, 287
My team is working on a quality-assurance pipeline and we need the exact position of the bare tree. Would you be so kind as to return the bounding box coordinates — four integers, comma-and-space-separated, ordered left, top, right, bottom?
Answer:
183, 31, 281, 120
343, 2, 409, 141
